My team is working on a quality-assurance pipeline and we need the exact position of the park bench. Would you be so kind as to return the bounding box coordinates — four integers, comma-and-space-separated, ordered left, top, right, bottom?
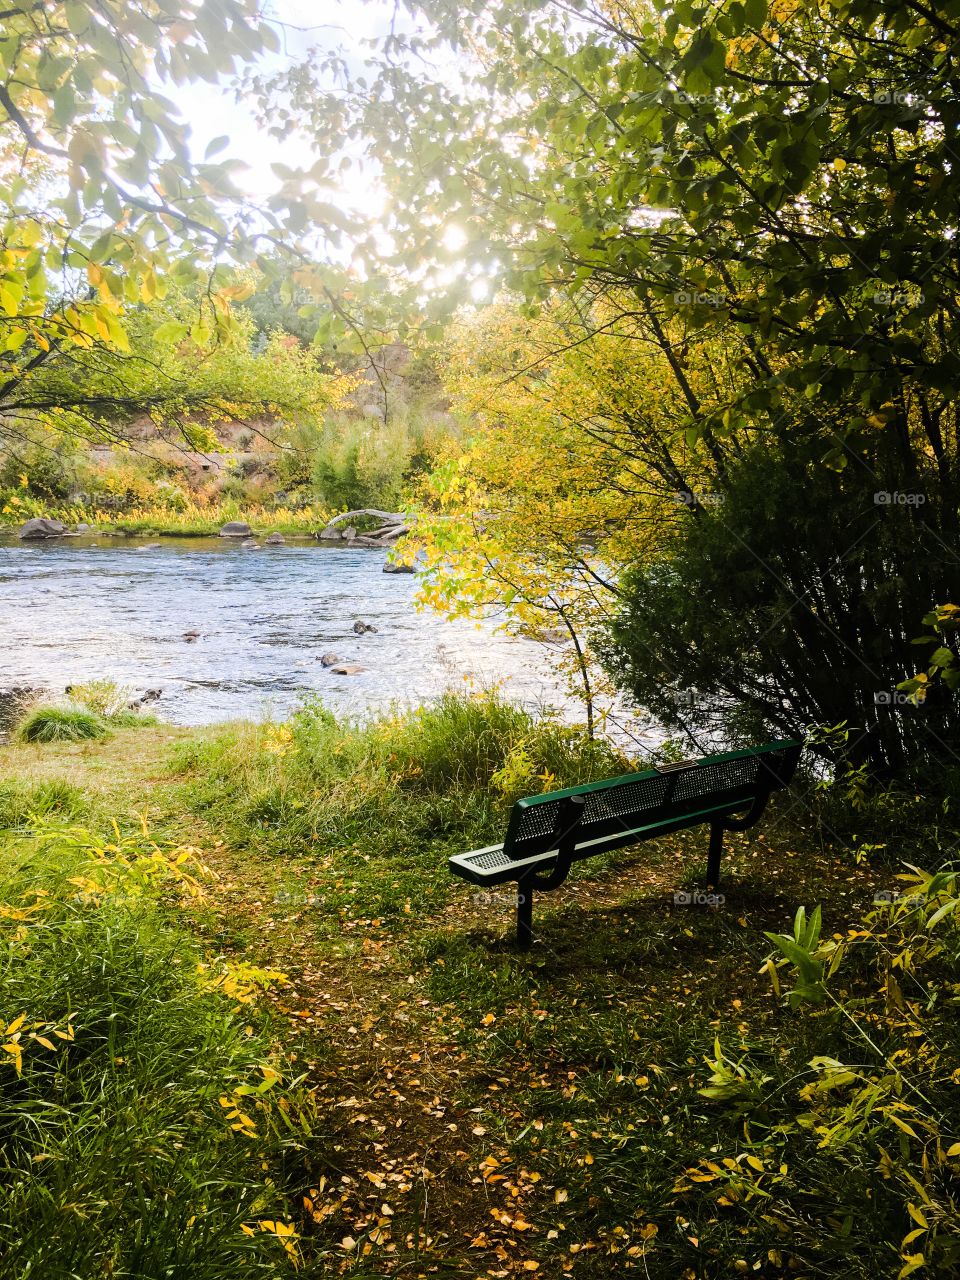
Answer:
448, 740, 802, 946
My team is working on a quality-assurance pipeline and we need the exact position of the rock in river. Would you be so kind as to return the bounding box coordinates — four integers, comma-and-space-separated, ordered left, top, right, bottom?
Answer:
329, 663, 366, 675
19, 517, 66, 540
265, 532, 285, 545
319, 653, 340, 666
353, 620, 379, 634
219, 521, 252, 538
383, 560, 414, 574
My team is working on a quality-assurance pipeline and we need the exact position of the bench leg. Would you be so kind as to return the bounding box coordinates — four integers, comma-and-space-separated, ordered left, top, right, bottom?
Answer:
516, 877, 534, 948
706, 820, 723, 889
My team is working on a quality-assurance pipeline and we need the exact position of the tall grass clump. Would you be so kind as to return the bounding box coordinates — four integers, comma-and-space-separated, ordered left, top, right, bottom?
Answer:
0, 823, 308, 1277
15, 706, 108, 743
173, 691, 628, 860
0, 778, 86, 829
13, 685, 160, 744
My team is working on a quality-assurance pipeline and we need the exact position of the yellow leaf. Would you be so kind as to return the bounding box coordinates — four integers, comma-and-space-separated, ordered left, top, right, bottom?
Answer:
889, 1114, 920, 1139
2, 1042, 23, 1074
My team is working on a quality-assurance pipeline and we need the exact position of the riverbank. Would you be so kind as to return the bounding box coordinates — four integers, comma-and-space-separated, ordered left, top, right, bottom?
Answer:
2, 705, 957, 1277
0, 502, 328, 539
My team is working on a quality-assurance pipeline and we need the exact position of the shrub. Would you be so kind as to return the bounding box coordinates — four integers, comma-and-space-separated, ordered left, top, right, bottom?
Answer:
16, 707, 109, 743
66, 681, 158, 728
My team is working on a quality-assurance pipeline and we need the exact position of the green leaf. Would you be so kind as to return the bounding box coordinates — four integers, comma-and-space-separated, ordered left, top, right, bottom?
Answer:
204, 135, 230, 159
153, 320, 188, 345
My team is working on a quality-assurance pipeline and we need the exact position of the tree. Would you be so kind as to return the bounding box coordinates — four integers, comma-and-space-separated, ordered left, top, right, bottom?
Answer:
2, 285, 350, 454
268, 0, 960, 772
0, 0, 343, 444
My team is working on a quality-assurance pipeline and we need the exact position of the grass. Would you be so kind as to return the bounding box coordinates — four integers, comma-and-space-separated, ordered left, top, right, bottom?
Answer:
0, 817, 313, 1278
174, 691, 627, 859
2, 697, 959, 1278
0, 496, 330, 538
12, 684, 161, 746
15, 706, 109, 743
0, 776, 87, 827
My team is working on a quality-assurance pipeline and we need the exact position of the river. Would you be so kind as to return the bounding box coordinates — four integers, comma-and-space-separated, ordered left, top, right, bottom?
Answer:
0, 535, 651, 742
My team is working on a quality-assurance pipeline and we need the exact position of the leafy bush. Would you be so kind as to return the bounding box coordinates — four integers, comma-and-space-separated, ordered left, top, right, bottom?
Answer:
16, 707, 109, 743
306, 405, 456, 512
66, 680, 159, 728
605, 435, 959, 779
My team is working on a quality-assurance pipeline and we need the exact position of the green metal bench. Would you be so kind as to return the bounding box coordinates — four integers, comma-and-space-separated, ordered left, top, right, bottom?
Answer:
448, 740, 802, 946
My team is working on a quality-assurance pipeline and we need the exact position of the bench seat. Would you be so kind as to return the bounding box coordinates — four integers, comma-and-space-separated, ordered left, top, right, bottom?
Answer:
448, 739, 802, 945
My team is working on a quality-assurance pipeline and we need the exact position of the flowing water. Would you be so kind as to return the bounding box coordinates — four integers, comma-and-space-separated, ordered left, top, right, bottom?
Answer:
0, 535, 650, 740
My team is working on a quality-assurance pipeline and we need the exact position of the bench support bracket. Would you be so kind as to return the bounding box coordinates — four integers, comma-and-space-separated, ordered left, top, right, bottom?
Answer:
705, 787, 772, 888
706, 820, 724, 888
514, 794, 585, 948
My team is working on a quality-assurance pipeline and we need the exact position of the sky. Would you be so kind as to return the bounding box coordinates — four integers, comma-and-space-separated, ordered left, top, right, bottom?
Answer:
168, 1, 488, 296
173, 0, 406, 216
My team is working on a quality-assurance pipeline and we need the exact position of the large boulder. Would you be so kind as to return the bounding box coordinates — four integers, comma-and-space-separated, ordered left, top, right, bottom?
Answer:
329, 663, 366, 676
219, 521, 252, 538
19, 517, 66, 540
383, 561, 415, 574
264, 532, 285, 545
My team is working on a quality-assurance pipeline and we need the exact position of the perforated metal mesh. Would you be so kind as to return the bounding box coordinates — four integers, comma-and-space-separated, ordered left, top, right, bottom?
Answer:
581, 774, 672, 827
514, 800, 562, 845
673, 756, 759, 801
500, 743, 800, 863
467, 848, 514, 871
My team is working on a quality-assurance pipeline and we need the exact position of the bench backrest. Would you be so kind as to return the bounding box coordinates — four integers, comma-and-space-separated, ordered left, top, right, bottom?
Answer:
502, 740, 802, 861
